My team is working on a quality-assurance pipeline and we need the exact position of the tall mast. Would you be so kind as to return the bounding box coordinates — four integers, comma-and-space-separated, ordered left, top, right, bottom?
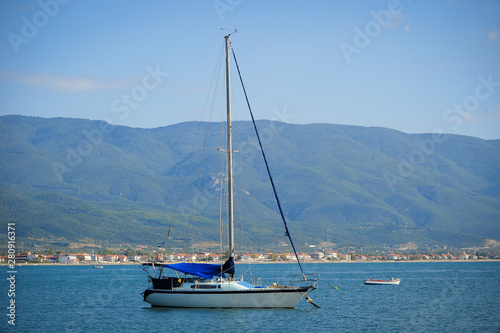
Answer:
225, 34, 235, 265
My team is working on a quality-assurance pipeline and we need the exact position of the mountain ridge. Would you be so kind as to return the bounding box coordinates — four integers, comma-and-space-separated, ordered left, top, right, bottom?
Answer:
0, 115, 498, 251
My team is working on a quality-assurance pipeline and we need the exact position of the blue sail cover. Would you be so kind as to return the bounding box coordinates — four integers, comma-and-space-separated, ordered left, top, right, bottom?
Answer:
164, 263, 222, 279
163, 257, 235, 279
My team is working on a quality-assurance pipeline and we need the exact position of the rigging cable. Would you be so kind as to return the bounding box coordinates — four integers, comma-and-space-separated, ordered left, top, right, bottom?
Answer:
188, 40, 225, 240
174, 43, 224, 219
218, 119, 225, 256
229, 41, 306, 279
231, 104, 251, 262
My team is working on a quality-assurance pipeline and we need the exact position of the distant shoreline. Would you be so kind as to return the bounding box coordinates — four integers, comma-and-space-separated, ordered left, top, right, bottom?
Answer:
3, 259, 499, 266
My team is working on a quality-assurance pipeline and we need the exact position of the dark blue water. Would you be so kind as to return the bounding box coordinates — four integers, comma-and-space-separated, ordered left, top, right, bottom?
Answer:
1, 262, 499, 332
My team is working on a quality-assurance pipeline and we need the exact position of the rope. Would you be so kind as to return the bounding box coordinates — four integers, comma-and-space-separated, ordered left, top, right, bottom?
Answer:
219, 119, 225, 256
229, 42, 306, 278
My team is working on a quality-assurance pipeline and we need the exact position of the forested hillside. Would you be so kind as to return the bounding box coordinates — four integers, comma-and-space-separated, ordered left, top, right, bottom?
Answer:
1, 115, 498, 251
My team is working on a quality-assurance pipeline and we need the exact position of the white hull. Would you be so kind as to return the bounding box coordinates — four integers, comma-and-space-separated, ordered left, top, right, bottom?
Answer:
364, 279, 400, 285
144, 288, 308, 308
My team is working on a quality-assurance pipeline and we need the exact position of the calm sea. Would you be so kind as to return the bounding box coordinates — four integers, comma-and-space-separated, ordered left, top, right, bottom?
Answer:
1, 262, 499, 332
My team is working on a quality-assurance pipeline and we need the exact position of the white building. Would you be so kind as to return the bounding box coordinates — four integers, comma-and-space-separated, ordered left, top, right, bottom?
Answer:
387, 253, 400, 260
324, 251, 339, 259
75, 253, 92, 261
59, 254, 78, 263
310, 252, 325, 260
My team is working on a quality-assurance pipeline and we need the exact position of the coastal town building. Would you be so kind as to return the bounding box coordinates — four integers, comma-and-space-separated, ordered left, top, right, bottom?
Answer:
324, 251, 339, 259
387, 253, 400, 260
3, 248, 497, 265
310, 251, 324, 260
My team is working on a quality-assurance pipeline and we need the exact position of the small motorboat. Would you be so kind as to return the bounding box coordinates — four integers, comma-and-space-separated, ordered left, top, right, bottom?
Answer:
93, 265, 104, 269
364, 277, 400, 285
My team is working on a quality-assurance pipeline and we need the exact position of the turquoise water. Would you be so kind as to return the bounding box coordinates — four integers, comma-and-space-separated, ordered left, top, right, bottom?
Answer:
1, 262, 499, 332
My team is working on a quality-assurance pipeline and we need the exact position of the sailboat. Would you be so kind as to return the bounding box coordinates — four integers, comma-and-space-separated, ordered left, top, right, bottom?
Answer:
141, 33, 318, 309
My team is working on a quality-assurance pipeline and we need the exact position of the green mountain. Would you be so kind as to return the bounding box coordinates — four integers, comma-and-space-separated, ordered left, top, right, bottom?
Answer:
0, 115, 499, 251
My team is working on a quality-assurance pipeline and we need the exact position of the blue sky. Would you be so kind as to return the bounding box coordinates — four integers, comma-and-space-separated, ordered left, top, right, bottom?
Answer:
1, 0, 499, 139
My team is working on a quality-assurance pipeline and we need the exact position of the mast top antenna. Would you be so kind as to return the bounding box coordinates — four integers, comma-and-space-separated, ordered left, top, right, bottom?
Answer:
221, 28, 237, 38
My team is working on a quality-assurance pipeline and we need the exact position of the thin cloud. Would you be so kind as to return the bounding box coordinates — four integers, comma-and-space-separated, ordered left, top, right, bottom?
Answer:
487, 29, 498, 41
404, 23, 410, 31
462, 106, 500, 124
0, 71, 133, 92
386, 13, 403, 29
